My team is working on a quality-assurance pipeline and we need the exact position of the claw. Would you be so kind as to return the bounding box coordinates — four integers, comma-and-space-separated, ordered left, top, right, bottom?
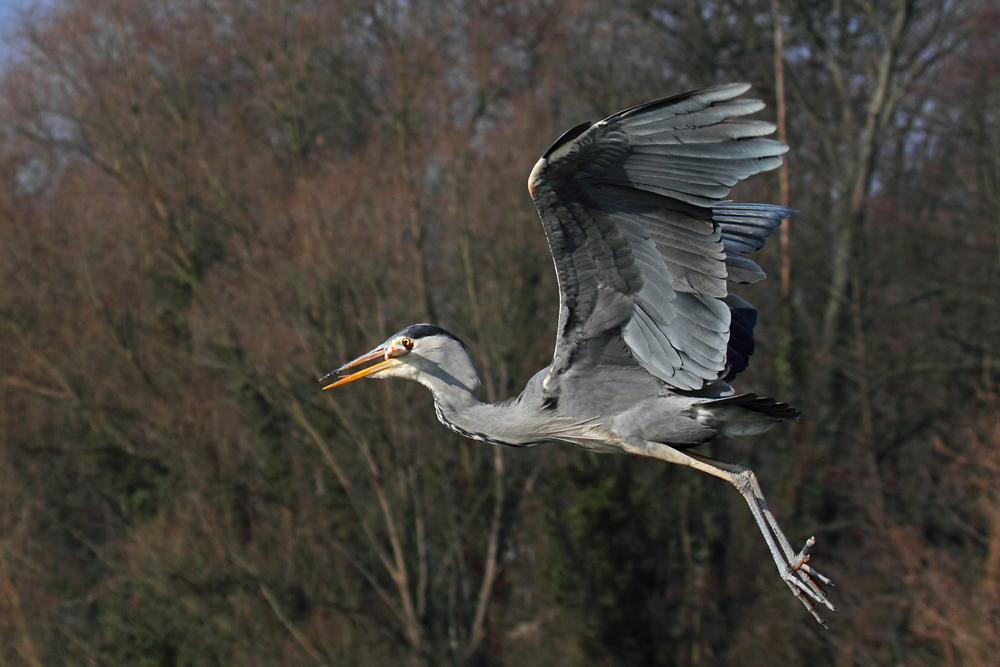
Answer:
785, 564, 837, 614
784, 569, 834, 625
773, 537, 838, 621
799, 563, 835, 588
785, 570, 826, 604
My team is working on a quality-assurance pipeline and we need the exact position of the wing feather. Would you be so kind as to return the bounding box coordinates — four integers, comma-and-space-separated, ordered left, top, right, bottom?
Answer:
624, 98, 766, 130
529, 84, 791, 392
626, 309, 684, 378
627, 119, 777, 141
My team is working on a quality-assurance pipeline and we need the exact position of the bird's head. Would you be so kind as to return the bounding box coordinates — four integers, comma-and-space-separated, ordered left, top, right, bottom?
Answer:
321, 324, 480, 396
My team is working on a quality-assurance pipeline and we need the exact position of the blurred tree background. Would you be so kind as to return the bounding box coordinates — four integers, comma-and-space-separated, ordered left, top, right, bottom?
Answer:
0, 0, 997, 665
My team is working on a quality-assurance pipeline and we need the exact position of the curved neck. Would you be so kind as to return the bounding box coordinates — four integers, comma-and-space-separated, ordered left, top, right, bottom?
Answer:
420, 370, 554, 447
419, 373, 513, 445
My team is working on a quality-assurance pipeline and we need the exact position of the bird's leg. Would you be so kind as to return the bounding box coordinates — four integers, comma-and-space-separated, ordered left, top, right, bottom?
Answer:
707, 456, 834, 587
634, 442, 835, 625
682, 451, 835, 622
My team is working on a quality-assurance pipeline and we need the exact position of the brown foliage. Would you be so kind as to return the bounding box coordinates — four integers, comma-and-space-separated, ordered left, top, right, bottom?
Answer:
0, 0, 996, 665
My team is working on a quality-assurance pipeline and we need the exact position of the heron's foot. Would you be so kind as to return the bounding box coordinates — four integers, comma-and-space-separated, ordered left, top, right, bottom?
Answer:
781, 536, 835, 627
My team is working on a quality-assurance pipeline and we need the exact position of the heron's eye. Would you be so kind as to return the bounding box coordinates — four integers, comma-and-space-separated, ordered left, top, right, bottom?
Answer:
401, 337, 413, 350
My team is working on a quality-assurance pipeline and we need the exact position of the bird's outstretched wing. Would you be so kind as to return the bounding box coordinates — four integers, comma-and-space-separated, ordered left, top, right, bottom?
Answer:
528, 83, 790, 392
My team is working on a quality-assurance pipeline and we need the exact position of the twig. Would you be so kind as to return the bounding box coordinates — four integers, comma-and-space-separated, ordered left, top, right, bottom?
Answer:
260, 584, 327, 665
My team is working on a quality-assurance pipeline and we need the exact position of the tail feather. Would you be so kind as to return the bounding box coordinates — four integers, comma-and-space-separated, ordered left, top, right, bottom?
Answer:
712, 392, 801, 420
698, 392, 801, 438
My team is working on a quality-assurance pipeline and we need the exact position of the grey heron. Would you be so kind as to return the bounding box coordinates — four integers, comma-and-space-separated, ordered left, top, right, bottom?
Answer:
321, 83, 835, 624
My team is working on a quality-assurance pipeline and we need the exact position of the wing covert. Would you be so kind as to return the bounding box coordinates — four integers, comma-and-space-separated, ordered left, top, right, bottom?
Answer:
529, 83, 790, 392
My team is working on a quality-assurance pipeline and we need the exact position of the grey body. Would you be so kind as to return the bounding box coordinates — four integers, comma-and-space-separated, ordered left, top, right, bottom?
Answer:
322, 84, 834, 624
387, 324, 771, 451
433, 362, 767, 451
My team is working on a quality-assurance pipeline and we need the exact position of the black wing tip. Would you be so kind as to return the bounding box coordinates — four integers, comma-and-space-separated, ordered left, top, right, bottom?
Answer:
542, 120, 595, 159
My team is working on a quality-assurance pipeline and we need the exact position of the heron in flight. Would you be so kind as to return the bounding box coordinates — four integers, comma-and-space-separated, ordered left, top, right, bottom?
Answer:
321, 84, 835, 624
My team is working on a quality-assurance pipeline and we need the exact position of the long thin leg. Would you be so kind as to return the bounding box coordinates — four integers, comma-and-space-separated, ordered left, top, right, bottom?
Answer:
631, 441, 835, 625
706, 455, 834, 588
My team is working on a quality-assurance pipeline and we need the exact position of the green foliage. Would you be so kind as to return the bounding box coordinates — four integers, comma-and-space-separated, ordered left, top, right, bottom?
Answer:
543, 455, 732, 667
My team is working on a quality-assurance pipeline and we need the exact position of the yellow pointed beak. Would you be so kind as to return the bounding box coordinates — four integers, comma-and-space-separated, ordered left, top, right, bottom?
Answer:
320, 347, 395, 389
